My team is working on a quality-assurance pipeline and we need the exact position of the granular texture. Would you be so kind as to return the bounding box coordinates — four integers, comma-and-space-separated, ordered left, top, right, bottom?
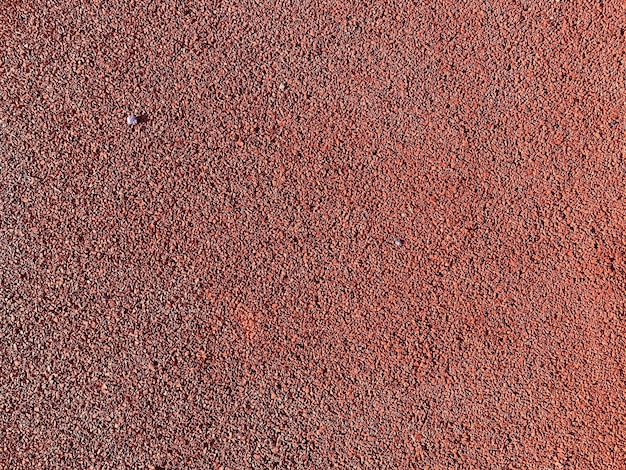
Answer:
1, 0, 626, 468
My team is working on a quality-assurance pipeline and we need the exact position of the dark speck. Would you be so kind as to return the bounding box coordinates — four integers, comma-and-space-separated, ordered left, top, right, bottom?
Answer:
610, 120, 618, 126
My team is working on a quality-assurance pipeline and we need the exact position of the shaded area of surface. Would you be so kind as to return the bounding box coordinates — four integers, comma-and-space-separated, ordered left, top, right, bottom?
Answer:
1, 0, 625, 468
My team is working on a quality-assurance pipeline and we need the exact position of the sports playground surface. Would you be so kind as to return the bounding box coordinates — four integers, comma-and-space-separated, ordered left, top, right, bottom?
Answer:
1, 0, 625, 468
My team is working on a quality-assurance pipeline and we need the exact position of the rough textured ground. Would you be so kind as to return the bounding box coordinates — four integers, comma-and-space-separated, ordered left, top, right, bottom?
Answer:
1, 0, 626, 468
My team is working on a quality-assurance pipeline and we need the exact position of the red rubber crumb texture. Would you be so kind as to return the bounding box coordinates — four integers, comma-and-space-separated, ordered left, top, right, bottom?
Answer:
1, 0, 626, 469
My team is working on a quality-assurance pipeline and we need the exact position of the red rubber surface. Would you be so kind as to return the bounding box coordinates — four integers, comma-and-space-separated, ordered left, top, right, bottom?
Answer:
2, 0, 626, 468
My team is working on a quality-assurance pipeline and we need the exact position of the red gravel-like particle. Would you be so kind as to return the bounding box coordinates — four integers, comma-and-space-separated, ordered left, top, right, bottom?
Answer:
1, 0, 626, 469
